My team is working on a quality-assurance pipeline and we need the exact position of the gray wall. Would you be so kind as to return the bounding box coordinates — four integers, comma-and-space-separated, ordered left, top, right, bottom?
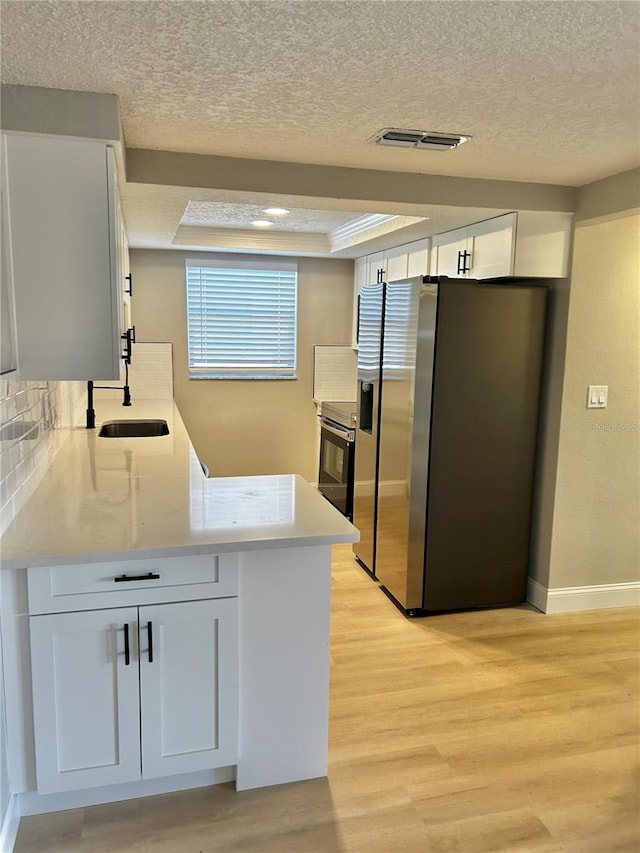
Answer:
130, 249, 354, 481
529, 168, 640, 591
545, 211, 640, 588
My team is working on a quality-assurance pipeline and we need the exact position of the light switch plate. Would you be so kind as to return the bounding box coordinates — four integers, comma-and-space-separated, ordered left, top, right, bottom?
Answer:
587, 385, 608, 408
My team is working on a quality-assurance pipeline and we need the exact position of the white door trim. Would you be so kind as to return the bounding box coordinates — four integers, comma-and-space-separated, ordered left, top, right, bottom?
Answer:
0, 793, 20, 853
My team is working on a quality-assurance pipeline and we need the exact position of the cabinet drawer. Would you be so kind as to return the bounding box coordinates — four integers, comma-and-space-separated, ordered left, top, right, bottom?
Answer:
27, 553, 238, 614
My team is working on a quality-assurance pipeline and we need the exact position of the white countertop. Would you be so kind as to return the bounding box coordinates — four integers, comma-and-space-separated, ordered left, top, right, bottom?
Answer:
0, 400, 358, 569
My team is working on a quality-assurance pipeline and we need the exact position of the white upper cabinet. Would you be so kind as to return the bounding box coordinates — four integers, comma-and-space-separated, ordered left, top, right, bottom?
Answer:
432, 214, 516, 278
384, 244, 409, 282
352, 256, 368, 347
430, 230, 470, 277
432, 211, 573, 280
406, 239, 430, 278
470, 215, 517, 278
366, 251, 386, 286
1, 137, 17, 375
116, 190, 132, 341
384, 240, 430, 281
352, 252, 384, 347
2, 133, 128, 380
351, 239, 431, 346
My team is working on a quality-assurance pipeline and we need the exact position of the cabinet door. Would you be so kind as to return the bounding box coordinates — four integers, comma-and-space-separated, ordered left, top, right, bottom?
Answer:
433, 230, 469, 277
406, 238, 430, 277
469, 213, 516, 279
0, 136, 17, 375
116, 188, 131, 336
366, 251, 386, 285
139, 598, 238, 779
384, 245, 409, 282
352, 256, 367, 347
5, 134, 122, 381
30, 608, 141, 794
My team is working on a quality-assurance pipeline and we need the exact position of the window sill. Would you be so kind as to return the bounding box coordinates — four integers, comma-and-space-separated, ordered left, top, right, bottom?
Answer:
189, 374, 297, 380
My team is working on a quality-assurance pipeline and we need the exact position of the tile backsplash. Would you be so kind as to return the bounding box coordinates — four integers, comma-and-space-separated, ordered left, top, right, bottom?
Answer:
313, 346, 357, 402
0, 344, 173, 535
97, 343, 173, 401
0, 379, 85, 534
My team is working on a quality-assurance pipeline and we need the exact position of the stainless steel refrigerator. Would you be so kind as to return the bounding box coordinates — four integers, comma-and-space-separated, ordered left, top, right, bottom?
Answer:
352, 281, 384, 575
353, 275, 548, 614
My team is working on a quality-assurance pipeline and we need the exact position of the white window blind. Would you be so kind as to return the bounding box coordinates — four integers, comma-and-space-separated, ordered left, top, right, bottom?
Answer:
186, 260, 297, 379
382, 279, 417, 376
358, 281, 415, 382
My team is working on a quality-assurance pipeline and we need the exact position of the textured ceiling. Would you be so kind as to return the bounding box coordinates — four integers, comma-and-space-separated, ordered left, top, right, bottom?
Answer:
2, 0, 638, 253
181, 202, 359, 232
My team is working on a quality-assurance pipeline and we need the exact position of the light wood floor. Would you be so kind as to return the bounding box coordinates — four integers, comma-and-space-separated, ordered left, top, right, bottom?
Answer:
15, 545, 640, 852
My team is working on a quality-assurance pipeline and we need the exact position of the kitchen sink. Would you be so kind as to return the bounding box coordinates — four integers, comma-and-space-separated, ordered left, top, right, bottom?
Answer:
98, 419, 170, 438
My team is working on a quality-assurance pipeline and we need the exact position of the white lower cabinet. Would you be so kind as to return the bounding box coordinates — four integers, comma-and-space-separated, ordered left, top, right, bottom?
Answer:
29, 598, 238, 794
29, 607, 141, 793
139, 599, 238, 779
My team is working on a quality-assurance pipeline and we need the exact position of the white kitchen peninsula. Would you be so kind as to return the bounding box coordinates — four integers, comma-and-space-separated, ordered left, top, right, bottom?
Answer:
0, 400, 358, 815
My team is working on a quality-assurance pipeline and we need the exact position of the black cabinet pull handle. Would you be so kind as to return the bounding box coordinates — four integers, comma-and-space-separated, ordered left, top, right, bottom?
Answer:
462, 250, 471, 274
147, 621, 154, 663
124, 623, 130, 666
121, 329, 132, 365
122, 327, 135, 364
125, 273, 133, 296
114, 572, 160, 583
457, 250, 463, 275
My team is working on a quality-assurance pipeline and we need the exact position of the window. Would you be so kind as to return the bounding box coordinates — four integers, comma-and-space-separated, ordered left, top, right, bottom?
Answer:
186, 260, 297, 379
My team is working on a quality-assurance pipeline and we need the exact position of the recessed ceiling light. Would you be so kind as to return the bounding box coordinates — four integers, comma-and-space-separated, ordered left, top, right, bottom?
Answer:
251, 219, 274, 228
262, 208, 289, 216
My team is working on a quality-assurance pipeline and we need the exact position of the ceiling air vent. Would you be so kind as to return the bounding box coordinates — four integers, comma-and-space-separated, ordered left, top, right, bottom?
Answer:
372, 128, 471, 151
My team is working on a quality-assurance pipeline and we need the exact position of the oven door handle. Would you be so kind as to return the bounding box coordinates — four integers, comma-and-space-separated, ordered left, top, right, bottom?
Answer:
321, 422, 353, 442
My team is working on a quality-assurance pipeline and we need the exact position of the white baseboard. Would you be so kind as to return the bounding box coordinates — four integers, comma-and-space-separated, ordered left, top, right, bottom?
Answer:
18, 766, 234, 817
527, 578, 549, 612
527, 578, 640, 614
0, 794, 20, 853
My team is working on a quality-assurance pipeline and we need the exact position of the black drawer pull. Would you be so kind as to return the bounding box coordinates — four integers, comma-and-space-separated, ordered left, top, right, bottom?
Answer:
147, 621, 154, 663
114, 572, 160, 583
124, 623, 130, 666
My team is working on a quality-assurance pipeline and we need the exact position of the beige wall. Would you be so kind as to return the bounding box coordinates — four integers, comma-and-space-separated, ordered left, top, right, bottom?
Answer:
130, 249, 354, 481
575, 166, 640, 224
545, 212, 640, 588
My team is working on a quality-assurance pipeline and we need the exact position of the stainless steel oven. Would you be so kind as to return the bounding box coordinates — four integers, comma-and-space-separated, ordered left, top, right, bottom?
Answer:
318, 401, 356, 521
